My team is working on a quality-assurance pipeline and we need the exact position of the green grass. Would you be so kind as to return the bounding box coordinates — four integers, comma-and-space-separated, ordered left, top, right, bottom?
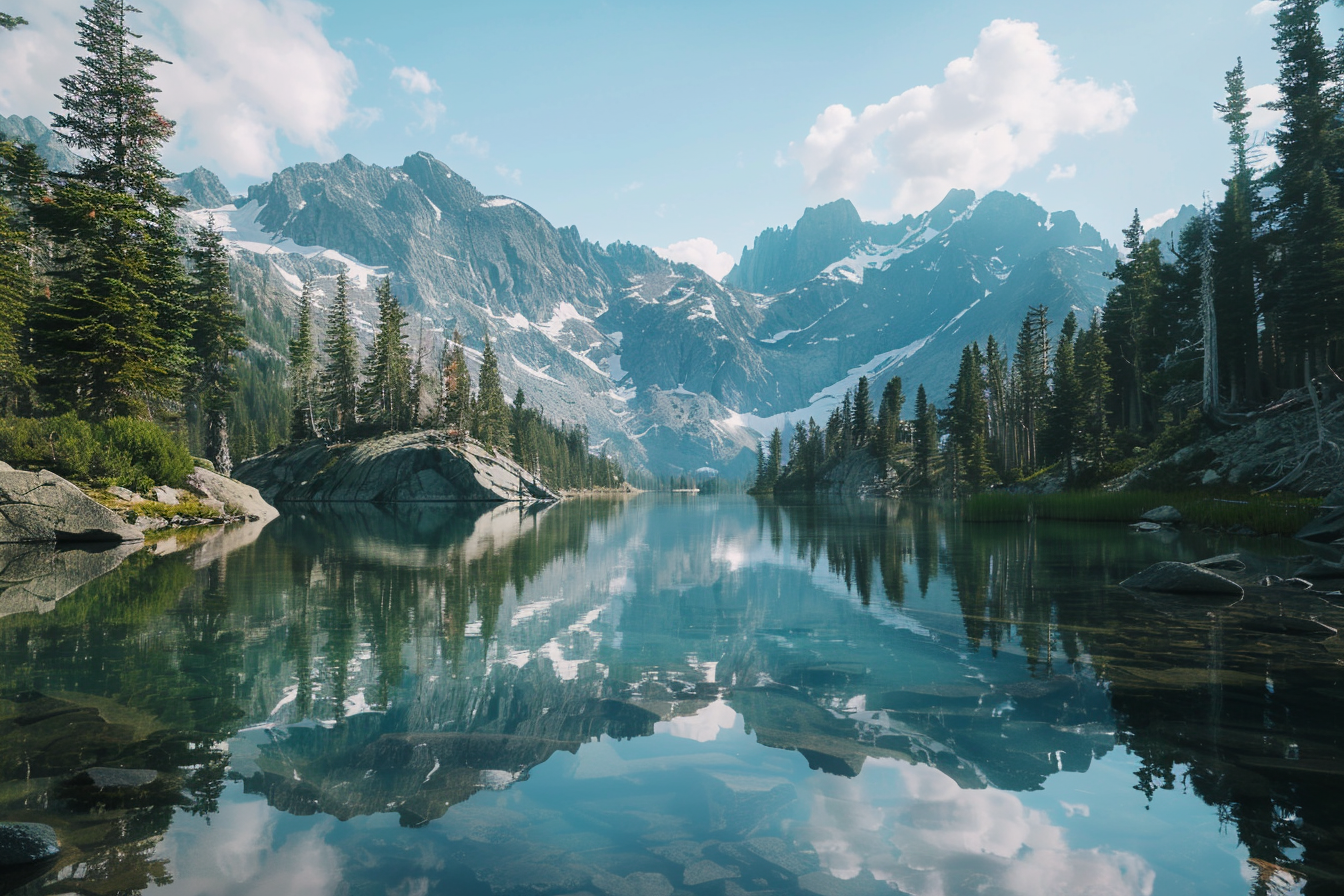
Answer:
962, 490, 1321, 536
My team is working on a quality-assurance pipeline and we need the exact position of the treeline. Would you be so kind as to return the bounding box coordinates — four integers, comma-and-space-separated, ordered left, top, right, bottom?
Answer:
754, 2, 1344, 496
287, 280, 623, 490
0, 2, 244, 475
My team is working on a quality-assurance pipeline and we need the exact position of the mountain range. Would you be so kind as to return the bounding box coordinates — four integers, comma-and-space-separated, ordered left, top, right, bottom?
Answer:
3, 116, 1132, 476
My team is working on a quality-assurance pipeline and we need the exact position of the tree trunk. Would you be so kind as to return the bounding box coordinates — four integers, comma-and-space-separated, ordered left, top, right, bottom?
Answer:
206, 408, 232, 478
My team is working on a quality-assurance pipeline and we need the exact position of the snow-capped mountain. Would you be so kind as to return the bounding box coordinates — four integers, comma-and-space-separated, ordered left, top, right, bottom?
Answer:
3, 116, 1122, 476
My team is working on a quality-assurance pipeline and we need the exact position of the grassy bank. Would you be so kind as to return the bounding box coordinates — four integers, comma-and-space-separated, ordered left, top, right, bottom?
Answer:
962, 490, 1321, 536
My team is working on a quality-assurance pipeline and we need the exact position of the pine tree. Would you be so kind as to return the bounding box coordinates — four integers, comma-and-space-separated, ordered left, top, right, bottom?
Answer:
51, 0, 178, 200
983, 335, 1008, 474
875, 376, 905, 468
359, 277, 413, 432
948, 343, 993, 491
1103, 212, 1163, 433
288, 281, 319, 441
1010, 306, 1050, 472
32, 0, 185, 418
186, 216, 245, 474
913, 385, 938, 486
1213, 58, 1261, 405
1043, 311, 1082, 476
472, 333, 510, 451
1076, 316, 1113, 473
767, 427, 783, 485
852, 376, 874, 445
0, 140, 40, 413
320, 271, 359, 437
0, 13, 28, 29
439, 328, 472, 431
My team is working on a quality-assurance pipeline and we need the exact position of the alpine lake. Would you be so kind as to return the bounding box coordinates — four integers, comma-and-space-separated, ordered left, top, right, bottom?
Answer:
0, 495, 1341, 896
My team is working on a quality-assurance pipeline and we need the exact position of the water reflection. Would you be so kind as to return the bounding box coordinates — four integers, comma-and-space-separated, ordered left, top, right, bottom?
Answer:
0, 496, 1335, 894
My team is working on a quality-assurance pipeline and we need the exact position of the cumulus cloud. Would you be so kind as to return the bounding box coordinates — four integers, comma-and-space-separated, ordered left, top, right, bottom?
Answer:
1246, 82, 1285, 133
1047, 163, 1077, 181
391, 65, 437, 95
654, 238, 736, 281
1141, 208, 1177, 231
1248, 1, 1281, 17
0, 0, 361, 179
791, 19, 1135, 218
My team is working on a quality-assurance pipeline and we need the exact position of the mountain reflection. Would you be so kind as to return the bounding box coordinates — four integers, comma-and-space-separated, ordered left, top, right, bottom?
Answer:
0, 496, 1337, 893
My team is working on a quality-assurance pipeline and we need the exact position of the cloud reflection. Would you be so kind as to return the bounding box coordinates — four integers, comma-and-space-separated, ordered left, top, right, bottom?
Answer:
797, 758, 1155, 896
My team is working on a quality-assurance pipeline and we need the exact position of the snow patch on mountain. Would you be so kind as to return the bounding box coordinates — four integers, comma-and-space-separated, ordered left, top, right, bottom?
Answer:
187, 201, 388, 288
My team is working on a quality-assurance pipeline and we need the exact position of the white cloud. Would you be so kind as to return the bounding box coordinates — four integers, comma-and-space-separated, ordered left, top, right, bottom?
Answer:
1047, 163, 1077, 181
495, 164, 523, 185
391, 65, 437, 95
792, 19, 1135, 218
1248, 1, 1281, 17
0, 0, 361, 179
1141, 208, 1177, 231
450, 132, 490, 158
1246, 82, 1285, 133
654, 238, 736, 281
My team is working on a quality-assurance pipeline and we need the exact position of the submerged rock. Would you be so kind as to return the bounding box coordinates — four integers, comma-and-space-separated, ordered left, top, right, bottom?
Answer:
1295, 558, 1344, 580
0, 468, 142, 543
1242, 616, 1338, 637
0, 823, 58, 867
1195, 553, 1247, 571
1298, 505, 1344, 543
1120, 562, 1244, 596
234, 432, 557, 504
1140, 506, 1183, 524
77, 767, 159, 789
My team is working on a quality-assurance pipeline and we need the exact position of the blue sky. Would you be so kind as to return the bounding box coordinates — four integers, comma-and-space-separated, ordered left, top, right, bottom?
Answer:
2, 0, 1337, 275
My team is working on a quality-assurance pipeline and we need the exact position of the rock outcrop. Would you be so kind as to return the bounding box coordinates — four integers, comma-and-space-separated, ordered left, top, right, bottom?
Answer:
234, 432, 558, 504
0, 465, 142, 544
182, 467, 278, 521
1120, 562, 1244, 596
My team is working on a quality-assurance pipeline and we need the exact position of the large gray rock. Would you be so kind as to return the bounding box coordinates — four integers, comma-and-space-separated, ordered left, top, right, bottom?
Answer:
1294, 558, 1344, 580
183, 466, 278, 522
1195, 553, 1247, 571
234, 432, 558, 504
0, 542, 141, 617
0, 468, 143, 543
1120, 562, 1244, 596
0, 822, 58, 867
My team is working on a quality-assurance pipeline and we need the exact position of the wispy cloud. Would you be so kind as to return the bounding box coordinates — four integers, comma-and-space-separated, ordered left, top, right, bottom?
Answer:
391, 65, 437, 95
1047, 163, 1077, 181
1247, 1, 1281, 17
450, 132, 490, 158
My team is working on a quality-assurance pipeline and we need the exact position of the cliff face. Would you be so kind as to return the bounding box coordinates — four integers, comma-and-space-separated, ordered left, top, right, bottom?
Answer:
233, 431, 558, 504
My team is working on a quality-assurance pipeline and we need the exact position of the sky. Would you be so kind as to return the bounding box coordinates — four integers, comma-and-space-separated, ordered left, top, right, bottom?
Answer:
1, 0, 1338, 278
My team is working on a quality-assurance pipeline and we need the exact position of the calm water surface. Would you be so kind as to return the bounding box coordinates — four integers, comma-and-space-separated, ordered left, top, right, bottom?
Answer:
0, 496, 1340, 896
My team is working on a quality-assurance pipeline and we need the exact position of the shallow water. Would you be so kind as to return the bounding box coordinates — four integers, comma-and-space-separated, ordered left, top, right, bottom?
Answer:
0, 495, 1340, 896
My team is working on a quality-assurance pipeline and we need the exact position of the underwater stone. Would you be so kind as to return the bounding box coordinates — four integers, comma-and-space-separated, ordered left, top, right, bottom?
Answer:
0, 823, 58, 867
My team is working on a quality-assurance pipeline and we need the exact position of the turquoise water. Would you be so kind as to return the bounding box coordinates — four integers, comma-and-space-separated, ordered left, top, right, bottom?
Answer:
0, 496, 1338, 895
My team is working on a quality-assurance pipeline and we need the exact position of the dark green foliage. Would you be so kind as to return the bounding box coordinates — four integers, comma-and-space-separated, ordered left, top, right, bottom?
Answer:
472, 334, 510, 451
359, 278, 413, 433
0, 13, 28, 29
875, 377, 904, 468
320, 271, 359, 437
914, 385, 938, 485
852, 375, 873, 445
0, 413, 191, 491
507, 388, 624, 489
947, 343, 994, 492
436, 328, 471, 430
1042, 312, 1081, 474
0, 140, 38, 413
288, 282, 318, 441
186, 216, 244, 474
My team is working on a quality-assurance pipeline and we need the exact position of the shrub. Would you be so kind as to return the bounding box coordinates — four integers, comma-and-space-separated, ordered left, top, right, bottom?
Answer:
0, 413, 95, 479
94, 417, 194, 492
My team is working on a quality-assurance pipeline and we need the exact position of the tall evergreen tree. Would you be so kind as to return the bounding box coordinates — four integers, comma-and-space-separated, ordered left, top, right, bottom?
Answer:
0, 140, 40, 413
948, 343, 993, 491
1076, 316, 1113, 473
767, 427, 783, 486
1043, 312, 1082, 476
1213, 58, 1261, 405
439, 328, 472, 431
1010, 305, 1051, 471
472, 334, 511, 451
32, 0, 185, 418
359, 277, 413, 432
320, 271, 359, 437
288, 281, 319, 441
913, 384, 938, 486
186, 216, 244, 474
852, 376, 874, 445
875, 376, 905, 468
1103, 212, 1164, 433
